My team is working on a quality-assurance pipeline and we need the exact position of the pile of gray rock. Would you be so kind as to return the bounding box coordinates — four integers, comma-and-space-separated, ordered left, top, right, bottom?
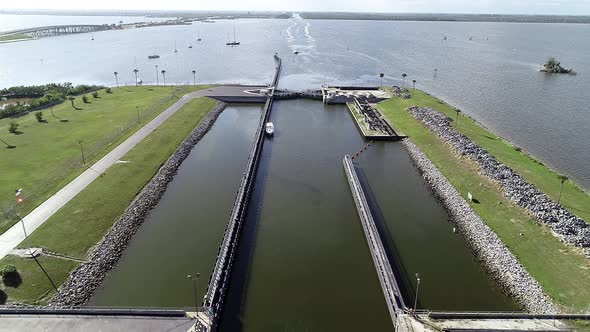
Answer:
49, 102, 226, 307
391, 86, 411, 99
401, 139, 558, 314
408, 106, 590, 249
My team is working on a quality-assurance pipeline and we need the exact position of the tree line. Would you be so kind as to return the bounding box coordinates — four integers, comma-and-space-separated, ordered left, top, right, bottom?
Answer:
0, 83, 104, 119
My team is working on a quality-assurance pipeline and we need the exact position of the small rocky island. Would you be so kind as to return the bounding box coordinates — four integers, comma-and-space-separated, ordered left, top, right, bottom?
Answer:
540, 57, 574, 74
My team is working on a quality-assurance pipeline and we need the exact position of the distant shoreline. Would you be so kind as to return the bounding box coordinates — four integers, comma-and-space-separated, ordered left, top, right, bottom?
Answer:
1, 10, 589, 24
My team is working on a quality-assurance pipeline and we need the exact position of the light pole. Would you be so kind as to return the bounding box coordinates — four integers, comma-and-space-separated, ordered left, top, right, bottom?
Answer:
187, 273, 200, 314
155, 65, 159, 86
413, 273, 421, 312
557, 175, 568, 204
15, 189, 33, 257
78, 140, 86, 165
135, 106, 141, 124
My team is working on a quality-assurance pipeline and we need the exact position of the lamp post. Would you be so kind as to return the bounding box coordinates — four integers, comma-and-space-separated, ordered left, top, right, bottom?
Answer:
187, 273, 200, 314
78, 139, 85, 165
135, 106, 141, 124
413, 273, 421, 312
155, 65, 159, 86
15, 189, 33, 257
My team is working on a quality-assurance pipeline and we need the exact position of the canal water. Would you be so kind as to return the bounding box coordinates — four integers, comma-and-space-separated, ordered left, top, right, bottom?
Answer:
89, 105, 262, 307
218, 99, 516, 332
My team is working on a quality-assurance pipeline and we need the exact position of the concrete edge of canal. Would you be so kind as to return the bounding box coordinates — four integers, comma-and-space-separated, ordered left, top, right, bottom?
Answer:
46, 102, 228, 308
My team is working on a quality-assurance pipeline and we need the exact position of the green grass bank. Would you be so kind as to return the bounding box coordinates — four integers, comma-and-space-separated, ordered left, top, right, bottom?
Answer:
0, 85, 211, 234
377, 90, 590, 311
0, 34, 31, 42
0, 97, 217, 304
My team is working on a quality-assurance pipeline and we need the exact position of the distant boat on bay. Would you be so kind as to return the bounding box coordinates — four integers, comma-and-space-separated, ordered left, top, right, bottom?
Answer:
197, 31, 202, 41
226, 27, 240, 46
148, 55, 160, 59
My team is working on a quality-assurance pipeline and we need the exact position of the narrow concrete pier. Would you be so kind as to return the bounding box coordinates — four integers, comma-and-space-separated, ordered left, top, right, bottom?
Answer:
200, 55, 281, 331
342, 155, 406, 325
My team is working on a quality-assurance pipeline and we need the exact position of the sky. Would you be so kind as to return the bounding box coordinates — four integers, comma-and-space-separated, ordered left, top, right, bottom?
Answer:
1, 0, 589, 15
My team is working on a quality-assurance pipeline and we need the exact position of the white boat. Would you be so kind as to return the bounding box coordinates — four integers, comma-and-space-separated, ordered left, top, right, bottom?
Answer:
265, 122, 274, 135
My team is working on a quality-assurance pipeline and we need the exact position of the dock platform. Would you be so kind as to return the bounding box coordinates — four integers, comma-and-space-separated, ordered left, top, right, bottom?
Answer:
346, 99, 406, 140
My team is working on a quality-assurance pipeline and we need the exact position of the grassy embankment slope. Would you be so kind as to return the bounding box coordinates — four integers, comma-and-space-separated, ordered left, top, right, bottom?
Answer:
0, 34, 31, 42
0, 86, 211, 234
0, 97, 217, 304
378, 89, 590, 311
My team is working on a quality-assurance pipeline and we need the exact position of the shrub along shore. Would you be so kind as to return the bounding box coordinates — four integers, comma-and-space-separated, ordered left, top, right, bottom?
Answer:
378, 89, 590, 311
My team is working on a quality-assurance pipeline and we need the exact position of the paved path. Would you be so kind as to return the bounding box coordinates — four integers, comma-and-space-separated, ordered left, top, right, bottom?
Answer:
0, 86, 266, 260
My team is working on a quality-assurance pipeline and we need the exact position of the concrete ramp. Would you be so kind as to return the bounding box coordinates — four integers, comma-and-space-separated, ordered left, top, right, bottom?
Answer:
0, 309, 193, 332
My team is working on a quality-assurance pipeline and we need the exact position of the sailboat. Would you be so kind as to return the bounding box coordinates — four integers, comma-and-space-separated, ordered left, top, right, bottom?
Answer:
226, 27, 240, 46
174, 41, 178, 53
197, 31, 202, 42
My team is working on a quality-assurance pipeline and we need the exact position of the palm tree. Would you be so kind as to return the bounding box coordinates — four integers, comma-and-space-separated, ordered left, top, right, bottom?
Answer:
412, 79, 417, 92
545, 57, 559, 72
68, 96, 76, 109
192, 70, 197, 86
161, 70, 167, 86
133, 69, 139, 87
113, 72, 119, 88
455, 109, 461, 127
401, 73, 407, 89
379, 73, 384, 87
557, 175, 568, 204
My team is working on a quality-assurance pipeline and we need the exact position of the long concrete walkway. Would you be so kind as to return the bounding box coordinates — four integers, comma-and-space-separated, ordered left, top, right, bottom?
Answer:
343, 154, 406, 325
0, 86, 266, 260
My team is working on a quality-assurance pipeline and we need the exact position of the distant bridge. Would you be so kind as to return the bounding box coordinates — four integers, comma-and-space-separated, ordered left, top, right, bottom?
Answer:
0, 24, 116, 38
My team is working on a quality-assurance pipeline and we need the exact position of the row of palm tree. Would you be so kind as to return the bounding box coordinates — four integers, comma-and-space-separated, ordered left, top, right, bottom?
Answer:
379, 73, 418, 92
113, 69, 198, 87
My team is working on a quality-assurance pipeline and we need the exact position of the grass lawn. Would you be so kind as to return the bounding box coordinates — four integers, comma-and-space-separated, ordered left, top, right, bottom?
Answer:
0, 255, 78, 305
378, 91, 590, 312
0, 85, 212, 234
0, 97, 217, 304
384, 89, 590, 222
0, 34, 31, 42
